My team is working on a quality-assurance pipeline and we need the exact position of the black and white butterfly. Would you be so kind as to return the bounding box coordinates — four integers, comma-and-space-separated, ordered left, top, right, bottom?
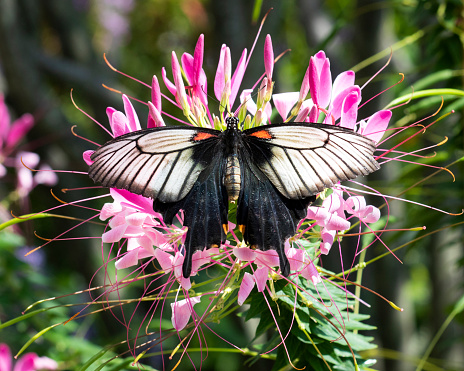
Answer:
89, 117, 379, 278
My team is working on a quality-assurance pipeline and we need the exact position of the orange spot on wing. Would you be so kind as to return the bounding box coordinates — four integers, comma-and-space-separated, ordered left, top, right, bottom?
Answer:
249, 129, 272, 139
223, 224, 229, 234
193, 132, 217, 141
239, 225, 246, 234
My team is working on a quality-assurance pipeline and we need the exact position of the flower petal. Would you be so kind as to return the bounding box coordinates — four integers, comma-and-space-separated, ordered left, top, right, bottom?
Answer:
286, 247, 304, 271
148, 101, 165, 127
0, 343, 13, 371
122, 95, 141, 131
254, 266, 269, 292
318, 58, 332, 108
5, 113, 34, 149
360, 110, 392, 143
233, 247, 257, 262
171, 296, 201, 331
161, 67, 177, 96
102, 224, 128, 243
193, 34, 204, 85
332, 71, 355, 100
230, 48, 247, 108
299, 64, 311, 101
324, 213, 350, 231
307, 206, 329, 225
329, 85, 361, 122
214, 44, 227, 101
83, 150, 94, 165
272, 92, 299, 121
151, 75, 162, 112
264, 34, 274, 80
238, 272, 255, 305
340, 90, 361, 129
0, 94, 11, 144
33, 356, 58, 370
0, 164, 6, 178
191, 250, 210, 274
111, 110, 130, 137
154, 248, 174, 272
12, 353, 37, 371
34, 165, 58, 186
115, 247, 141, 269
320, 228, 336, 254
301, 260, 322, 285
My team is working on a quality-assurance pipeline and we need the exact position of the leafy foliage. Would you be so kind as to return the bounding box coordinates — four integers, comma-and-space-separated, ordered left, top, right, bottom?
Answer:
243, 275, 377, 370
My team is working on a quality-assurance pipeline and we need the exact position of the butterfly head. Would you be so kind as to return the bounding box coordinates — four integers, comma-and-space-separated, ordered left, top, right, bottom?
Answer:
225, 116, 240, 130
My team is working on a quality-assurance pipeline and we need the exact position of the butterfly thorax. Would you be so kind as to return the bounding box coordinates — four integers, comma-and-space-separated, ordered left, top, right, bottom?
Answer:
223, 117, 242, 201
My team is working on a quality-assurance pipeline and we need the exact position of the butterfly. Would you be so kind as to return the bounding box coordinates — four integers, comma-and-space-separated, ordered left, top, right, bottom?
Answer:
89, 117, 379, 278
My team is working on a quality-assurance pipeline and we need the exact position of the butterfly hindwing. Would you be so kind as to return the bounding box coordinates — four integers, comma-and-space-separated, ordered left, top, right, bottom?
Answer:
154, 148, 229, 278
243, 123, 379, 199
236, 150, 316, 276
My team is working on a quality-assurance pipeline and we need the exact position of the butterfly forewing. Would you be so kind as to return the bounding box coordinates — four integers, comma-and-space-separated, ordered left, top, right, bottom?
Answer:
242, 123, 379, 199
89, 127, 221, 202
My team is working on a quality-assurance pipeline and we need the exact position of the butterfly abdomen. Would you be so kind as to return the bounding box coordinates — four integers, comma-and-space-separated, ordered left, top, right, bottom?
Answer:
224, 154, 241, 201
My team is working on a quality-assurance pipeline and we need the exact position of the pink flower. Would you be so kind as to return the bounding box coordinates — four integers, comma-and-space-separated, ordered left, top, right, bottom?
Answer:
309, 51, 332, 109
237, 272, 255, 305
264, 34, 274, 81
83, 32, 395, 348
301, 260, 322, 285
214, 45, 247, 110
345, 196, 381, 223
0, 95, 34, 154
359, 110, 392, 143
171, 296, 201, 331
0, 96, 57, 192
0, 343, 57, 371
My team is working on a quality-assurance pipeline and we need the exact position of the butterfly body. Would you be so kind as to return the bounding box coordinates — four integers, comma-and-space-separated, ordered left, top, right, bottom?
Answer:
89, 118, 379, 278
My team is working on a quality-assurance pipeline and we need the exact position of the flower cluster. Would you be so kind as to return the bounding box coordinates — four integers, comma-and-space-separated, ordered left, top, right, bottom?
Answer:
0, 343, 57, 371
84, 33, 393, 333
0, 95, 57, 199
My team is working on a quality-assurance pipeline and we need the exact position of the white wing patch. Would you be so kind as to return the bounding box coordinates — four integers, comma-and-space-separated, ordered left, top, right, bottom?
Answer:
248, 124, 379, 199
89, 128, 217, 203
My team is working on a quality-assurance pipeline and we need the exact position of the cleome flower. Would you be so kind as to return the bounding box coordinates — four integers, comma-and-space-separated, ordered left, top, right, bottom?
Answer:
81, 31, 394, 341
0, 95, 57, 198
0, 343, 57, 371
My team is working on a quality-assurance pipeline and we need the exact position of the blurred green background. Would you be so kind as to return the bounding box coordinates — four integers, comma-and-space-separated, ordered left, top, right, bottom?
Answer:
0, 0, 463, 370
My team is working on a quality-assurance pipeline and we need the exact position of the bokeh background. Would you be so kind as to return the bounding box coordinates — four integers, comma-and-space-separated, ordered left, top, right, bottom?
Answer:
0, 0, 463, 370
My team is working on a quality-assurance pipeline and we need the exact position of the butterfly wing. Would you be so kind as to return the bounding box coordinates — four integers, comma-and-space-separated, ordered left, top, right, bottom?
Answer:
236, 123, 379, 276
236, 155, 316, 276
89, 127, 229, 278
89, 127, 221, 203
154, 151, 229, 278
242, 123, 379, 199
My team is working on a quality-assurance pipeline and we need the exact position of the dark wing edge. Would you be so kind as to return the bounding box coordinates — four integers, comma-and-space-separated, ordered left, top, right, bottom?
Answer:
155, 152, 229, 278
243, 123, 380, 199
236, 155, 315, 277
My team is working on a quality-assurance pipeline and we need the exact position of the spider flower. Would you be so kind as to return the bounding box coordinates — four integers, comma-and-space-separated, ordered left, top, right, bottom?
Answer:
0, 95, 57, 197
0, 343, 57, 371
83, 33, 396, 366
87, 34, 387, 279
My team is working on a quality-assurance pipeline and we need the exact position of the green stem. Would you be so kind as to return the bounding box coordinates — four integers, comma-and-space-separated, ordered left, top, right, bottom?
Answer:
353, 247, 367, 329
385, 88, 464, 108
351, 29, 425, 72
0, 213, 103, 232
416, 295, 464, 371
